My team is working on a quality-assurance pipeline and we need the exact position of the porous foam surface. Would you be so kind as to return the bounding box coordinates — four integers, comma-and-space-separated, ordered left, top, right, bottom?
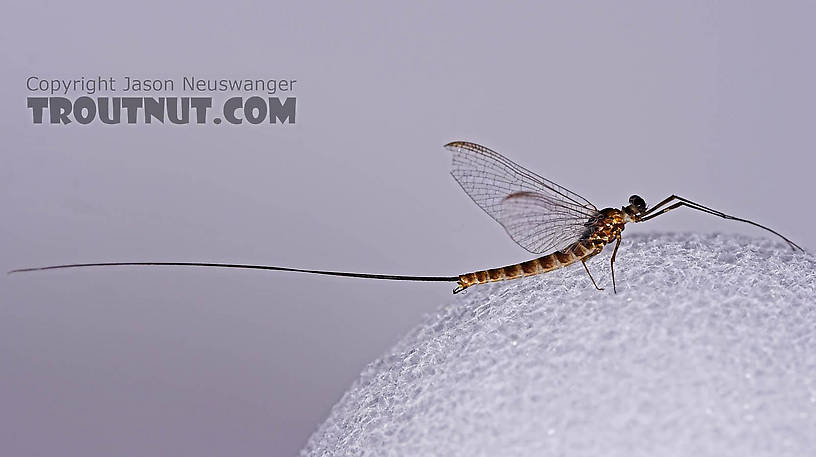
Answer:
301, 233, 816, 457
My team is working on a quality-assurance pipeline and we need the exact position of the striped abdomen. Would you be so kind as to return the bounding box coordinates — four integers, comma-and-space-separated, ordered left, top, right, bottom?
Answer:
454, 239, 604, 292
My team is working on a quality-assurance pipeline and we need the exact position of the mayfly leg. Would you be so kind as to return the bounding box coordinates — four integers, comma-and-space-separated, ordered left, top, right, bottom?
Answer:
581, 259, 604, 291
609, 235, 622, 294
641, 195, 803, 252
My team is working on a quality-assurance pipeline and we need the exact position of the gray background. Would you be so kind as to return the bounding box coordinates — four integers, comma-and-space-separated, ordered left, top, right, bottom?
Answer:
1, 2, 813, 456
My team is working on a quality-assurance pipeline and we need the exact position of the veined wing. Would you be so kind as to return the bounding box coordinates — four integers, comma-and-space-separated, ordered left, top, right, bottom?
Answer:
446, 141, 599, 254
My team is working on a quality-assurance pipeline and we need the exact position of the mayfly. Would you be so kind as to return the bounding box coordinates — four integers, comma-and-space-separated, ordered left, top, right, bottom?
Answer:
10, 141, 804, 293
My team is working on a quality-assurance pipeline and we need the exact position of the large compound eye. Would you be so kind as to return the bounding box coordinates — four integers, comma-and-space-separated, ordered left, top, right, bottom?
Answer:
629, 194, 646, 211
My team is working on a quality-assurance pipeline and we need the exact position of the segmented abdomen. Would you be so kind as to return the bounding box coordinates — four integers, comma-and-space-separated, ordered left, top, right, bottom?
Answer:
455, 239, 603, 292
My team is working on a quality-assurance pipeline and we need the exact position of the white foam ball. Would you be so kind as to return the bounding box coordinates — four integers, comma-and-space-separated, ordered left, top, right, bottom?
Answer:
302, 234, 816, 457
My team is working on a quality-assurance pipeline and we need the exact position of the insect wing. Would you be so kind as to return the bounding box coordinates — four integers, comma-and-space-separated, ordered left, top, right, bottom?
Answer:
446, 141, 598, 254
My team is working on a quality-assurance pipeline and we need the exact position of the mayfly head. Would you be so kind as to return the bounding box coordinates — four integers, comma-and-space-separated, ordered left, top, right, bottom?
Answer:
623, 194, 647, 222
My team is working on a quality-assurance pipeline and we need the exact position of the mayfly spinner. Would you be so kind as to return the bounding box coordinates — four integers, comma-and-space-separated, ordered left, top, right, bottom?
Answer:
10, 142, 804, 293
